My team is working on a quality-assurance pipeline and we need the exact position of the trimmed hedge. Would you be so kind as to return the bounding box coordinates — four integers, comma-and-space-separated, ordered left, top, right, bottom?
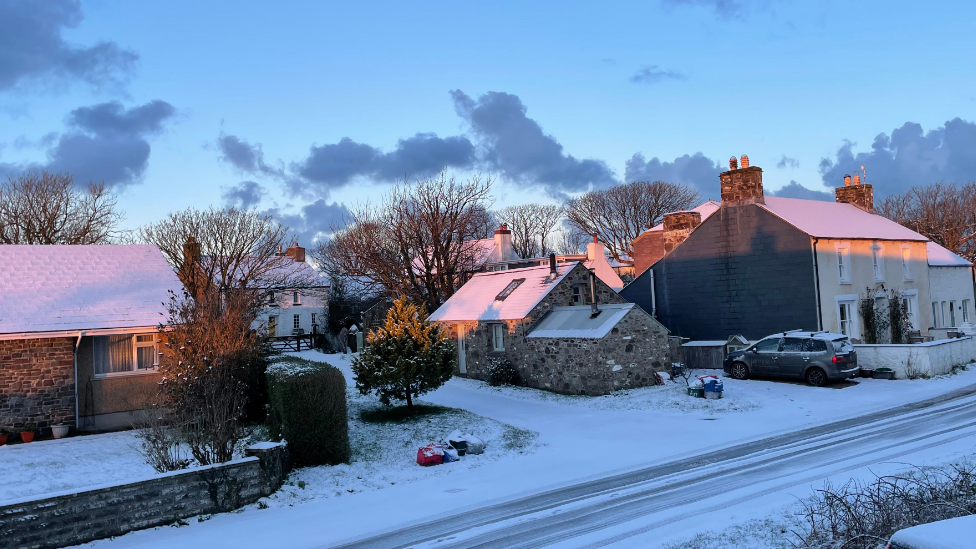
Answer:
267, 357, 350, 467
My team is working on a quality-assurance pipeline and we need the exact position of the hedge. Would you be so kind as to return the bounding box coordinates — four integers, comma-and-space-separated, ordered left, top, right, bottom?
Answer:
266, 357, 350, 467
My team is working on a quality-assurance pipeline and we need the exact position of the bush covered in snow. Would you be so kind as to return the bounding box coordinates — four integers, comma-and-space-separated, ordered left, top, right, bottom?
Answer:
267, 356, 350, 466
485, 357, 521, 387
352, 297, 455, 408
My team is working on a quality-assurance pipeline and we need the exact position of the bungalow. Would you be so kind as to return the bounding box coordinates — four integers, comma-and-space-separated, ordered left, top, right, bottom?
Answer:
622, 156, 976, 343
0, 245, 184, 433
428, 259, 672, 395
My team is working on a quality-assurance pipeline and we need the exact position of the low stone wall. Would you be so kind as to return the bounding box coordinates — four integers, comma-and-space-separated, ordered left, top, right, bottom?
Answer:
0, 443, 289, 549
854, 337, 976, 379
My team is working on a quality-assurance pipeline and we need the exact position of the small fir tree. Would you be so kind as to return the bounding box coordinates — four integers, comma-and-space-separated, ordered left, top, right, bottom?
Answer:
352, 296, 455, 408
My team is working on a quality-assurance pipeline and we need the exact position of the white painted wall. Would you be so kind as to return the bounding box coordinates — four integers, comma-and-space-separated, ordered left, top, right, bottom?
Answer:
815, 239, 932, 339
927, 266, 975, 330
854, 336, 976, 378
254, 287, 329, 337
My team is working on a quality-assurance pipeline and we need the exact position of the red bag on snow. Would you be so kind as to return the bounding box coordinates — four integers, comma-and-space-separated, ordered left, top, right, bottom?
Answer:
417, 444, 445, 466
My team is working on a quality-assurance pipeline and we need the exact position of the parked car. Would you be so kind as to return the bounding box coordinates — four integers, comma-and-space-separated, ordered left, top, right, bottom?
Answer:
723, 330, 858, 386
887, 514, 976, 548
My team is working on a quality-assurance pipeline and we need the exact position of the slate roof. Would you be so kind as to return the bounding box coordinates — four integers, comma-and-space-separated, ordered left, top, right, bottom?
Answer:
0, 245, 184, 335
428, 263, 575, 322
527, 303, 635, 338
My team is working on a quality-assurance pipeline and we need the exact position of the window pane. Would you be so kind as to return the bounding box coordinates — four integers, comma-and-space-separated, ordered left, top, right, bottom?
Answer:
782, 338, 804, 352
95, 335, 133, 374
136, 346, 155, 369
755, 338, 780, 352
293, 314, 301, 329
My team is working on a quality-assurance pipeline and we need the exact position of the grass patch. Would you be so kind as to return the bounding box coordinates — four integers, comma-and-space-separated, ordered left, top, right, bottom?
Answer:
501, 426, 536, 452
358, 403, 454, 424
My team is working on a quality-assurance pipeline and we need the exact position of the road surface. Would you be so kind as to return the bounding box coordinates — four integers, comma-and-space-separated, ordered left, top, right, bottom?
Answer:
328, 384, 976, 548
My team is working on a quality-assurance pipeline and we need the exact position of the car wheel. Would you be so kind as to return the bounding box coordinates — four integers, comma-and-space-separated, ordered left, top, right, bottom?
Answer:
806, 367, 827, 387
730, 362, 749, 380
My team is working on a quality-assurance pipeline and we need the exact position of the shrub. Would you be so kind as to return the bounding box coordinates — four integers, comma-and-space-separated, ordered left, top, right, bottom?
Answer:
485, 357, 521, 387
352, 296, 455, 408
267, 357, 350, 467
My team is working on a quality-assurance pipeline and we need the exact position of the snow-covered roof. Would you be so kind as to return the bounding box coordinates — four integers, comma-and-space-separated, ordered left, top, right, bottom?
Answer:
642, 200, 722, 234
759, 197, 927, 241
583, 258, 624, 291
926, 241, 972, 267
428, 263, 576, 322
0, 245, 184, 335
527, 303, 634, 339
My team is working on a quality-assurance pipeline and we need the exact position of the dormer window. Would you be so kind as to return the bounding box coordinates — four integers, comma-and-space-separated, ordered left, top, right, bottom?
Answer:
293, 290, 301, 305
495, 278, 525, 301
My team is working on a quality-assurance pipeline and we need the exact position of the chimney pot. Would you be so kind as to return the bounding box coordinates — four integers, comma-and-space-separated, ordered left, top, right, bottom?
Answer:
740, 154, 750, 169
853, 174, 861, 186
549, 252, 557, 276
844, 174, 852, 187
729, 156, 738, 170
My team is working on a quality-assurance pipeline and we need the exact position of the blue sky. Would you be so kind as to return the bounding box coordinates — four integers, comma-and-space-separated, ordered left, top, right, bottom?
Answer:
2, 0, 975, 242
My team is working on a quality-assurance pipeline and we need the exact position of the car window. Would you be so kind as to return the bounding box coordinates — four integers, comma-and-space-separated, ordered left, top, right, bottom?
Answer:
802, 339, 827, 353
781, 338, 804, 352
755, 338, 781, 352
832, 339, 854, 354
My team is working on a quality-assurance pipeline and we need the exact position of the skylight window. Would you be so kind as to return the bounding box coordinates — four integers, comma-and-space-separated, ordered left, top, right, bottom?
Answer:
495, 278, 525, 301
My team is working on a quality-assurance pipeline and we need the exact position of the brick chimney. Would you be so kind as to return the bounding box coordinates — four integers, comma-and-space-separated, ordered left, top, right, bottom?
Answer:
285, 241, 306, 262
835, 173, 874, 213
663, 211, 702, 253
179, 235, 203, 296
492, 223, 516, 262
720, 154, 764, 205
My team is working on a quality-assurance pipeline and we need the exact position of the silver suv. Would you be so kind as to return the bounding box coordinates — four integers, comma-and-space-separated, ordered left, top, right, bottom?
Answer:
723, 331, 858, 386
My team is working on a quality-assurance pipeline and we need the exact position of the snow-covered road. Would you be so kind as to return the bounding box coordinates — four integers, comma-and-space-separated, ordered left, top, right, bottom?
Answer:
330, 384, 976, 549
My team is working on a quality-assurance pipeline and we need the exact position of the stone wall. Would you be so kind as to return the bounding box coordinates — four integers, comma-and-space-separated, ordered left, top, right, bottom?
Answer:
632, 231, 665, 279
0, 337, 76, 431
719, 165, 764, 204
834, 184, 874, 213
854, 337, 976, 379
663, 211, 702, 254
0, 443, 290, 549
522, 306, 671, 395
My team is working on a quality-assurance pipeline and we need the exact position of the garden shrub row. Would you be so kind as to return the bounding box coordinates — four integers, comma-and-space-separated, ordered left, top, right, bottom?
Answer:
266, 357, 350, 467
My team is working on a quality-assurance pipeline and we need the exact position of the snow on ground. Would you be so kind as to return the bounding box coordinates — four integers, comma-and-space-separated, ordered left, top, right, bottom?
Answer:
0, 430, 154, 503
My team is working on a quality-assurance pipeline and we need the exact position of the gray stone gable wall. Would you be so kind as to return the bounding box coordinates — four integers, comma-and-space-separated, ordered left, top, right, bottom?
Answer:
0, 337, 76, 431
648, 204, 820, 340
442, 263, 667, 395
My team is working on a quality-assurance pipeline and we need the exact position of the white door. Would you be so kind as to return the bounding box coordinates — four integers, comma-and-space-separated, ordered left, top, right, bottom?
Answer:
457, 325, 467, 374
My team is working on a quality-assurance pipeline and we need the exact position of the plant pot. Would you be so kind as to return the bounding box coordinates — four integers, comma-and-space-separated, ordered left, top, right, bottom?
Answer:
873, 369, 896, 380
0, 434, 7, 446
687, 387, 704, 398
52, 425, 70, 439
858, 369, 874, 378
20, 431, 35, 443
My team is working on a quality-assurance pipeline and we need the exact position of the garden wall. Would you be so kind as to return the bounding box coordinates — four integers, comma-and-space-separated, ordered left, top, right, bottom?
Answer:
854, 336, 976, 379
0, 443, 289, 549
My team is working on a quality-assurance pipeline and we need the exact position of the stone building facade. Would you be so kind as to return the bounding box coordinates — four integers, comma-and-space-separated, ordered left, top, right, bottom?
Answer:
435, 262, 673, 396
0, 337, 76, 431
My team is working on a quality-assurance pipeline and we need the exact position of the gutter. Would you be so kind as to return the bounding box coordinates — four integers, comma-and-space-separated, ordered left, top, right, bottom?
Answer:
74, 332, 83, 430
812, 237, 823, 331
650, 268, 657, 318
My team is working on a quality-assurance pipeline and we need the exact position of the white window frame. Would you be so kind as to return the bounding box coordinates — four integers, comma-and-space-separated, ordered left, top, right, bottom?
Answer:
293, 314, 301, 330
901, 244, 912, 281
93, 333, 158, 378
871, 242, 885, 282
835, 294, 860, 339
964, 300, 971, 324
836, 243, 852, 284
900, 290, 919, 330
269, 315, 278, 336
950, 301, 958, 328
942, 301, 949, 328
932, 302, 941, 328
492, 324, 505, 351
293, 290, 301, 305
311, 312, 317, 326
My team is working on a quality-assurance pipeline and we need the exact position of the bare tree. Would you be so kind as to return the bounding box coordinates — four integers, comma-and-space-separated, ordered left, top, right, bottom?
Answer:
315, 173, 493, 311
554, 226, 590, 255
495, 203, 564, 258
565, 180, 700, 264
139, 207, 317, 302
0, 171, 123, 244
877, 182, 976, 262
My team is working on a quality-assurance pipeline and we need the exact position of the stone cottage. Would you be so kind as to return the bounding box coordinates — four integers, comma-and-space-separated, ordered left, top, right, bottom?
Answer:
0, 245, 184, 433
428, 259, 672, 395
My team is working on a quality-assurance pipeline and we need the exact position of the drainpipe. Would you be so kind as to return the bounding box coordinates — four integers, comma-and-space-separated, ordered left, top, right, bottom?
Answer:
812, 238, 823, 331
74, 332, 83, 430
589, 270, 600, 317
649, 268, 657, 318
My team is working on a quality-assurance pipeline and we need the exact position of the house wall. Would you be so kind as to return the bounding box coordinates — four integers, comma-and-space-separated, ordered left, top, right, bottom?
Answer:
254, 288, 328, 337
76, 335, 164, 431
522, 307, 671, 395
0, 337, 75, 431
815, 239, 931, 341
634, 204, 820, 341
928, 266, 976, 329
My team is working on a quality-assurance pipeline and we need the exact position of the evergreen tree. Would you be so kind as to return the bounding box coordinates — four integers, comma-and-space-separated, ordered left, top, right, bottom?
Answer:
351, 296, 455, 407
